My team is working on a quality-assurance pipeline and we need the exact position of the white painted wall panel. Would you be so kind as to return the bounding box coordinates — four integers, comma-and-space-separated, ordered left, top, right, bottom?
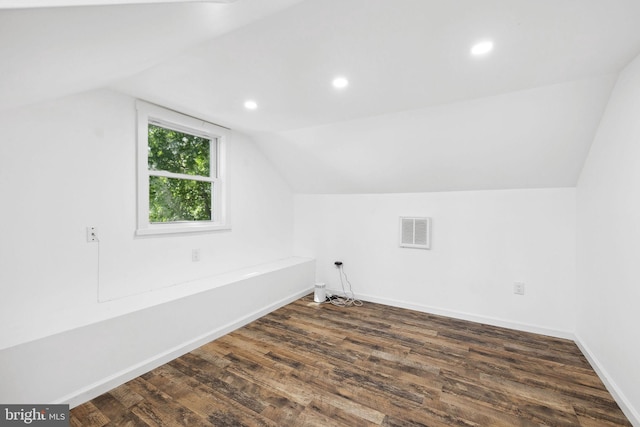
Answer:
0, 258, 314, 406
294, 188, 576, 336
576, 52, 640, 425
0, 89, 295, 349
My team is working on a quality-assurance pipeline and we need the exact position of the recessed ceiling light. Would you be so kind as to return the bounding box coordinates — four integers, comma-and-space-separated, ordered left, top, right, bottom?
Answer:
471, 40, 494, 56
332, 76, 349, 89
244, 100, 258, 110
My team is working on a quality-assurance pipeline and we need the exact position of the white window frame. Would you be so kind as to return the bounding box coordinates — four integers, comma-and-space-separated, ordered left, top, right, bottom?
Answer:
136, 100, 229, 236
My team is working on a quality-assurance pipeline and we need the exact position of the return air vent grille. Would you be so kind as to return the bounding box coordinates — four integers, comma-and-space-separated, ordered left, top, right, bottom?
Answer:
399, 217, 431, 249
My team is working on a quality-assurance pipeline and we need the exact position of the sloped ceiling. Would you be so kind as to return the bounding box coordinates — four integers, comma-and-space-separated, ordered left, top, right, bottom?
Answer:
3, 0, 640, 193
0, 0, 304, 111
254, 76, 617, 193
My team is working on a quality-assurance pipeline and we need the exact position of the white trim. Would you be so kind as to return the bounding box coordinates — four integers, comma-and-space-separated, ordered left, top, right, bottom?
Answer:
346, 291, 574, 340
135, 222, 231, 236
55, 284, 639, 425
338, 291, 638, 425
574, 334, 640, 427
58, 286, 313, 408
148, 170, 215, 183
135, 100, 229, 236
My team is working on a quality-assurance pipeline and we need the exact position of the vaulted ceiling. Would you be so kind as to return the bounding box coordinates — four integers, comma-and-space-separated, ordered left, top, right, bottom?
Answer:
3, 0, 640, 193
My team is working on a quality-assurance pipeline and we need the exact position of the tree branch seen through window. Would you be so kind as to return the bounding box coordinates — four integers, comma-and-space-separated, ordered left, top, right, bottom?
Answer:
147, 124, 215, 223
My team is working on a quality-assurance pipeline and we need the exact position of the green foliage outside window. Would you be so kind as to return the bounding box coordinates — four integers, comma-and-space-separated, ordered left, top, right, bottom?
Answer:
148, 124, 213, 222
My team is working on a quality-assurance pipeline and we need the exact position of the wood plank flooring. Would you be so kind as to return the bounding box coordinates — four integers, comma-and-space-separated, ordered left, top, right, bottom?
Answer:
71, 296, 631, 426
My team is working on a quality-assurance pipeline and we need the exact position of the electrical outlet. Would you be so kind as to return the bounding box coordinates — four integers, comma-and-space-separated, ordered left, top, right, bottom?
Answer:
192, 249, 201, 262
513, 282, 525, 295
86, 226, 98, 243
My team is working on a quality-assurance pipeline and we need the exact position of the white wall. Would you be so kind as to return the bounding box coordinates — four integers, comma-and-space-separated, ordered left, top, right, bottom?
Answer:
576, 53, 640, 424
0, 88, 297, 350
294, 188, 576, 336
0, 258, 314, 406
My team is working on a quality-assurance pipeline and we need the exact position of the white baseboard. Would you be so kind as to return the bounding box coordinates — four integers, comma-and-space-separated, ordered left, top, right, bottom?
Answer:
574, 334, 640, 427
344, 291, 638, 426
59, 287, 313, 408
346, 291, 574, 340
60, 287, 639, 427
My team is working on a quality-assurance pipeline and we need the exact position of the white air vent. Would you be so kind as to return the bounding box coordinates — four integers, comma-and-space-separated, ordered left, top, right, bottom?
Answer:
399, 217, 431, 249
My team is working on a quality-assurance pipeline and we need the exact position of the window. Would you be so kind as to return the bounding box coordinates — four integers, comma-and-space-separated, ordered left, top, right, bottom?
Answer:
136, 101, 229, 235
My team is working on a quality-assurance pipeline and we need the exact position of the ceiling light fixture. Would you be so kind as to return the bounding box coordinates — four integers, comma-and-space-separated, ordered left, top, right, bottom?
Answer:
0, 0, 236, 8
471, 40, 494, 56
332, 77, 349, 89
244, 100, 258, 110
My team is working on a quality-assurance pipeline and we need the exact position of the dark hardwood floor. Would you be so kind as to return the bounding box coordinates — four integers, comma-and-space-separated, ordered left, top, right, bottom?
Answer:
71, 296, 631, 426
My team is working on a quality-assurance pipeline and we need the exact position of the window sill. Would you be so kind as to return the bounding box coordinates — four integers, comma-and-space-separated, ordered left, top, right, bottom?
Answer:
136, 222, 231, 237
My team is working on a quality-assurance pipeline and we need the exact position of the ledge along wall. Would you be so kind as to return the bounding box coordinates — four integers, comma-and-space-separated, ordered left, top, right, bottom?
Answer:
0, 89, 311, 406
